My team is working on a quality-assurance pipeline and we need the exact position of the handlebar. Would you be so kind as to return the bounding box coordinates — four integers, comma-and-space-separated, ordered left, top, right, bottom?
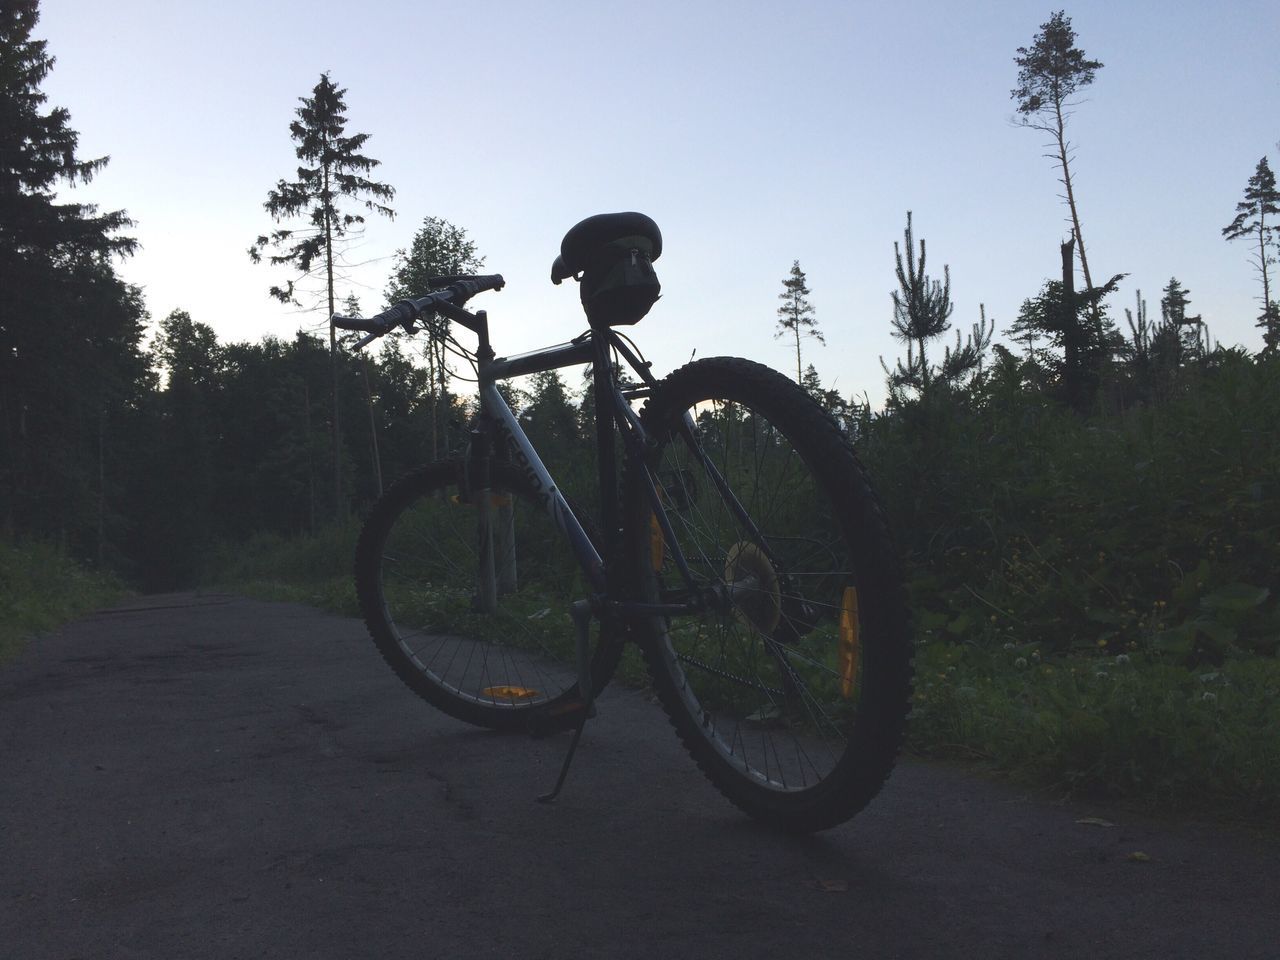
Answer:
333, 274, 505, 349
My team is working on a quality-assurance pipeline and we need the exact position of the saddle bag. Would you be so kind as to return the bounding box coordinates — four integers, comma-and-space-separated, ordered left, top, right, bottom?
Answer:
578, 235, 661, 327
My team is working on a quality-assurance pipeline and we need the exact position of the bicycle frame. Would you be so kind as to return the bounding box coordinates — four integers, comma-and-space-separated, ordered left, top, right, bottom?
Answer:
439, 300, 776, 629
455, 308, 685, 618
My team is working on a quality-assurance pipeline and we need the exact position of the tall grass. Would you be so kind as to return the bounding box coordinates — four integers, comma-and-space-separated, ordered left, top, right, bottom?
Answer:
0, 540, 126, 662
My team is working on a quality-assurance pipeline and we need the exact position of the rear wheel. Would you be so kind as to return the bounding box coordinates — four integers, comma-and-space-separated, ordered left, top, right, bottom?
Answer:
628, 358, 912, 831
356, 459, 618, 731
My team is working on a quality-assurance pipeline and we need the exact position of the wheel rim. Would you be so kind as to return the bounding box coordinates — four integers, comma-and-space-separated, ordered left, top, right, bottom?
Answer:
375, 471, 591, 713
647, 398, 866, 792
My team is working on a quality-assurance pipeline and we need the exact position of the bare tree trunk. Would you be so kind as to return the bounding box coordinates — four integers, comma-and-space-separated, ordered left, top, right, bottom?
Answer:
1052, 102, 1104, 341
303, 384, 316, 536
323, 161, 343, 520
1259, 224, 1272, 320
97, 406, 106, 567
1060, 238, 1086, 413
362, 357, 382, 498
425, 339, 439, 462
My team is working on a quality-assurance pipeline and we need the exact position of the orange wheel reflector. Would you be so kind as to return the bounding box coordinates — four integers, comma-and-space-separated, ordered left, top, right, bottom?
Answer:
838, 586, 860, 699
450, 493, 514, 508
649, 514, 664, 571
481, 685, 539, 701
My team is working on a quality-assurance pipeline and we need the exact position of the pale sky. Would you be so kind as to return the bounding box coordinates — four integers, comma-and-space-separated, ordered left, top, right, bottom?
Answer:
35, 0, 1280, 404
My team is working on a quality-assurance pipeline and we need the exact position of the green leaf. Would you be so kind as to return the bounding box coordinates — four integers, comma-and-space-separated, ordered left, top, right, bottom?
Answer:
1155, 624, 1196, 659
1194, 620, 1238, 649
1086, 607, 1124, 625
917, 610, 950, 632
1201, 584, 1270, 613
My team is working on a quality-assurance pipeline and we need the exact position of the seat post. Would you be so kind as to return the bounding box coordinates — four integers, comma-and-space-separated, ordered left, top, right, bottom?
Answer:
590, 332, 621, 589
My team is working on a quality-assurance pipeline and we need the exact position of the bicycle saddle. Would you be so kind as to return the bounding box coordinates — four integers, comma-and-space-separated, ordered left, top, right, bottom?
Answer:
550, 212, 663, 284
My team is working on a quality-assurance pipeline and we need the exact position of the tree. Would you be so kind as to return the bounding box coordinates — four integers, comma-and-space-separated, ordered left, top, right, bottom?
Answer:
881, 212, 990, 401
775, 261, 823, 382
886, 211, 952, 393
384, 216, 485, 460
0, 1, 136, 269
1159, 277, 1203, 358
1012, 11, 1105, 322
144, 310, 224, 586
0, 0, 145, 556
519, 370, 580, 473
1011, 239, 1124, 411
249, 72, 395, 516
1222, 157, 1280, 352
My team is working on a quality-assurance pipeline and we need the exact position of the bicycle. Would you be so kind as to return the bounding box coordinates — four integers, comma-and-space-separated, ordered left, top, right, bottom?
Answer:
334, 212, 912, 832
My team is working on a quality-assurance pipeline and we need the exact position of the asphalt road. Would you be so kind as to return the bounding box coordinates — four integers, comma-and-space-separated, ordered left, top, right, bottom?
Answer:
2, 593, 1277, 960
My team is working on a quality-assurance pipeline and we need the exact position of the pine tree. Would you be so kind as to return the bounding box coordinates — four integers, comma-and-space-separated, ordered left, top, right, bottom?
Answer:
1012, 11, 1106, 325
883, 211, 988, 398
249, 72, 394, 516
1222, 157, 1280, 352
775, 261, 823, 382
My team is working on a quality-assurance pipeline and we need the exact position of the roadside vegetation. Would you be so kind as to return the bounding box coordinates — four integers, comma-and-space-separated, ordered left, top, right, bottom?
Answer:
205, 351, 1279, 823
864, 351, 1280, 821
0, 541, 126, 664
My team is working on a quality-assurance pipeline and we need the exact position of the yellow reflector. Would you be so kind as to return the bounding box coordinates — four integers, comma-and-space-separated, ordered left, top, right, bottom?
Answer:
838, 586, 860, 699
450, 493, 514, 508
649, 514, 664, 571
481, 685, 539, 701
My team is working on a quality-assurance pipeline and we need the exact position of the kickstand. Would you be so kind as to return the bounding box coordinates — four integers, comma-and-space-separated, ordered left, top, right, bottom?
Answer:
536, 713, 588, 804
537, 599, 595, 804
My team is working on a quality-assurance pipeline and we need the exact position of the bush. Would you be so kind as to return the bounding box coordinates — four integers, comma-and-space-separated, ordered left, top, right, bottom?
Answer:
861, 352, 1280, 817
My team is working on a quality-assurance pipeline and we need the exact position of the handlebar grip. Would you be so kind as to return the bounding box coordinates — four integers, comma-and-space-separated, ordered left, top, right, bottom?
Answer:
367, 300, 419, 329
446, 274, 505, 299
332, 314, 383, 333
332, 301, 417, 333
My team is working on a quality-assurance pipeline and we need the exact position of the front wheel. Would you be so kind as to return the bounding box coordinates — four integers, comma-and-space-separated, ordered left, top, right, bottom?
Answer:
356, 459, 619, 731
627, 358, 913, 832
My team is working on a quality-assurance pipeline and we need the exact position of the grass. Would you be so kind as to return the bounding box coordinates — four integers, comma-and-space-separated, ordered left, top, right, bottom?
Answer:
204, 522, 361, 617
0, 539, 127, 664
908, 640, 1280, 821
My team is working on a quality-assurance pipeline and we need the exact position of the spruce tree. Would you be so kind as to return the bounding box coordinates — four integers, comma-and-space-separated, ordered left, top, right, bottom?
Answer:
249, 72, 394, 516
775, 261, 823, 382
1159, 277, 1202, 357
0, 0, 136, 268
1222, 157, 1280, 352
1012, 11, 1106, 323
0, 0, 145, 551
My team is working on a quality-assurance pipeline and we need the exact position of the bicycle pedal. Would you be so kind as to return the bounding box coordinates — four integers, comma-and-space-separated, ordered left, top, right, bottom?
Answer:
528, 699, 597, 739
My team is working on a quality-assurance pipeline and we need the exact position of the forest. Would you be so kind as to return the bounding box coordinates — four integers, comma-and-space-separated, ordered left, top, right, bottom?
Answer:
2, 3, 1277, 816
